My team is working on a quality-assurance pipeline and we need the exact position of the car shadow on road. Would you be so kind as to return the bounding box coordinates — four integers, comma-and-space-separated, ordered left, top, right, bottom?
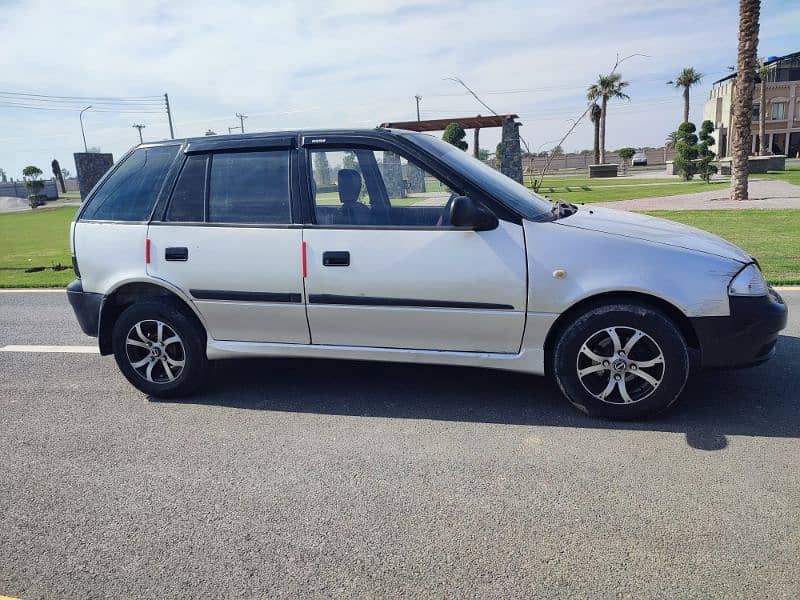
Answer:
165, 335, 800, 450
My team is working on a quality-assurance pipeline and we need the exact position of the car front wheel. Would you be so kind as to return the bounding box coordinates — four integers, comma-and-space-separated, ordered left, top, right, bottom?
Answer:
112, 299, 208, 398
553, 303, 690, 420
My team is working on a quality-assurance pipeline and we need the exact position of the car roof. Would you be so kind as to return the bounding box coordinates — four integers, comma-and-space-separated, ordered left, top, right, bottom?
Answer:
138, 127, 411, 150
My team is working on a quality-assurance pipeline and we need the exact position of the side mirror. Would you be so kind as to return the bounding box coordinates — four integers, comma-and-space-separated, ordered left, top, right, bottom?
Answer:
449, 195, 499, 231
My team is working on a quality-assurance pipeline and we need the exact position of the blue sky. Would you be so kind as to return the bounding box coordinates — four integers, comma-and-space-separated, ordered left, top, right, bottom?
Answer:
1, 0, 798, 178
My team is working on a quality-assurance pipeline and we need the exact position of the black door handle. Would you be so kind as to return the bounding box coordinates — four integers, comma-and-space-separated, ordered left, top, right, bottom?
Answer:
322, 251, 350, 266
165, 247, 188, 261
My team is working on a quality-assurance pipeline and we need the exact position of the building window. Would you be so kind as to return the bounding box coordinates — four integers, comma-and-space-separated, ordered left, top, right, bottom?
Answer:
771, 102, 786, 120
751, 104, 760, 120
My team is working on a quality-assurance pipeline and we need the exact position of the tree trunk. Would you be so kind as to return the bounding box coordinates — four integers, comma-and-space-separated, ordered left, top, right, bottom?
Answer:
599, 96, 608, 164
683, 87, 690, 123
730, 0, 760, 201
759, 80, 767, 155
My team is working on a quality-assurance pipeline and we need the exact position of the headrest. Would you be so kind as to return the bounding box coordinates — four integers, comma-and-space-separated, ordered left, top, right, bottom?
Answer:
338, 169, 362, 204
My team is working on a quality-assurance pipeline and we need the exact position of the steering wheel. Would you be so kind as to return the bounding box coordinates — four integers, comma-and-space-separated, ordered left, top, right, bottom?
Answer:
437, 192, 460, 227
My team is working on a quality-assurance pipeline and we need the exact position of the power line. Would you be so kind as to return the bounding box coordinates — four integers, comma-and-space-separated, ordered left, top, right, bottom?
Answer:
0, 90, 162, 101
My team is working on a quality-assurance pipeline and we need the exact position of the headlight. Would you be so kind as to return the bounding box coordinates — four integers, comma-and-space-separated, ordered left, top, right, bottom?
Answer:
728, 264, 768, 297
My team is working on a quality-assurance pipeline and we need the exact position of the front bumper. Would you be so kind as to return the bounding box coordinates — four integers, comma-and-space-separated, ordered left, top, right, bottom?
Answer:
691, 287, 788, 369
66, 279, 103, 337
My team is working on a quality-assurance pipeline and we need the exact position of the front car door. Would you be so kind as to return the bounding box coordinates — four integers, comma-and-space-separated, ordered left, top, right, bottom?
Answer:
147, 139, 309, 344
300, 135, 527, 353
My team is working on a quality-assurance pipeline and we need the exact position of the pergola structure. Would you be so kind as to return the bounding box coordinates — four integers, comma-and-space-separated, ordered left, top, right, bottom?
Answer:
379, 114, 523, 183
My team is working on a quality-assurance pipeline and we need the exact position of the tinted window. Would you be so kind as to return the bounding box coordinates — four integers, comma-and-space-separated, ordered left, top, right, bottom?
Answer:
166, 155, 206, 222
208, 151, 290, 224
81, 145, 178, 221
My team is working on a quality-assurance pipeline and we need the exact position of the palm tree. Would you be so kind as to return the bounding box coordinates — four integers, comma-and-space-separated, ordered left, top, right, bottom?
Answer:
589, 102, 602, 165
664, 130, 679, 163
587, 73, 630, 164
730, 0, 761, 201
667, 67, 704, 123
757, 59, 770, 155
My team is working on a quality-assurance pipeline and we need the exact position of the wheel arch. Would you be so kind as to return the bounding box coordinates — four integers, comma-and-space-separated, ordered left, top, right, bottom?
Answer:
543, 290, 700, 375
98, 279, 206, 355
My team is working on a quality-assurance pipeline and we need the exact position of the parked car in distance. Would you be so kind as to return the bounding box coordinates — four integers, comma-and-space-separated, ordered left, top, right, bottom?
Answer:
631, 151, 648, 166
67, 129, 787, 419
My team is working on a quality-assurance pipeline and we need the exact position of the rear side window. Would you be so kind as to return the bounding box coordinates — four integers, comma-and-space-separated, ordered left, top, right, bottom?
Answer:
166, 154, 207, 222
81, 145, 178, 221
208, 150, 290, 224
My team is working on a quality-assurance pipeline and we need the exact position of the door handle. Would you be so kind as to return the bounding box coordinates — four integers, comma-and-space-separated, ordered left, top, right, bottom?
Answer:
165, 247, 188, 261
322, 251, 350, 266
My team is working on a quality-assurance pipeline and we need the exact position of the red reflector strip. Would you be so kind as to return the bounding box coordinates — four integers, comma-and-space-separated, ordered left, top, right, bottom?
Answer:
145, 238, 151, 264
301, 240, 307, 278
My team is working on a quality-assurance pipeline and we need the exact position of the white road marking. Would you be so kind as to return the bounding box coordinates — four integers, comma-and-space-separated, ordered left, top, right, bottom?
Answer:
0, 345, 99, 354
0, 288, 65, 293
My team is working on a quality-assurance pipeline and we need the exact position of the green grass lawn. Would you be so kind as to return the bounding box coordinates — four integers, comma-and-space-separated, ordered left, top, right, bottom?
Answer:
541, 180, 728, 203
645, 209, 800, 285
757, 165, 800, 186
529, 176, 682, 188
0, 206, 76, 287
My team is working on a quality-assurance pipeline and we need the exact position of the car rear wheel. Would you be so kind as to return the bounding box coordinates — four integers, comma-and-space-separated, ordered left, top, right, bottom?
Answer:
553, 303, 689, 420
112, 300, 208, 398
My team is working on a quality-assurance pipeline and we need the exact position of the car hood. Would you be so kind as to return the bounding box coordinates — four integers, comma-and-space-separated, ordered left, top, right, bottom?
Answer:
555, 205, 751, 263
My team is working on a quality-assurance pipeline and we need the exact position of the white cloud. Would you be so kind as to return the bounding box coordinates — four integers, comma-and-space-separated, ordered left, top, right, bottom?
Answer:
0, 0, 797, 177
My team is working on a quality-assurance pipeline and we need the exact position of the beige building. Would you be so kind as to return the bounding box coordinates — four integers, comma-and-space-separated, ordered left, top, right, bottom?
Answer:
703, 50, 800, 158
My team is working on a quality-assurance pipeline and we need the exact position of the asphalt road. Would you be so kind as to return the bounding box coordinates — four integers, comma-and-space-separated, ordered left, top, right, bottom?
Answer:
1, 291, 798, 598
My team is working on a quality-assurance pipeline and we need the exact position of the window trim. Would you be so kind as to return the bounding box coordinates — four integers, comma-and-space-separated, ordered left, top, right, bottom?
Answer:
300, 138, 506, 230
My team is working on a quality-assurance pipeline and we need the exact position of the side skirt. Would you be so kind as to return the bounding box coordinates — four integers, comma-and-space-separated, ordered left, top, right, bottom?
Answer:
206, 339, 546, 375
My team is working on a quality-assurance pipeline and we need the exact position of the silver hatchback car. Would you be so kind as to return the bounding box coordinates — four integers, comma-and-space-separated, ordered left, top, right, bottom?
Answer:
67, 129, 787, 419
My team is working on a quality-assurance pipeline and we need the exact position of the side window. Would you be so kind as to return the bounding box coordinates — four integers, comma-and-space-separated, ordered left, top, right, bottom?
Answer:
310, 150, 374, 225
208, 150, 291, 224
165, 154, 206, 222
309, 148, 458, 227
81, 145, 178, 221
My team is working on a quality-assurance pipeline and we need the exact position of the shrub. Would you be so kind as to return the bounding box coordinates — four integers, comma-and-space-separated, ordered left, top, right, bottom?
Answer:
696, 120, 718, 183
674, 122, 699, 181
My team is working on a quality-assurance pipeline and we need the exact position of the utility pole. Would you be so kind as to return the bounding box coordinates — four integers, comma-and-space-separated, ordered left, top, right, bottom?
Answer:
164, 93, 175, 139
235, 112, 248, 134
132, 123, 146, 144
79, 106, 92, 152
415, 95, 422, 121
228, 126, 241, 134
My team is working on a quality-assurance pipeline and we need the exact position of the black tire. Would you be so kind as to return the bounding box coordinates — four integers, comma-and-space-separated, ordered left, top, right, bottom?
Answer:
112, 299, 208, 398
553, 303, 689, 420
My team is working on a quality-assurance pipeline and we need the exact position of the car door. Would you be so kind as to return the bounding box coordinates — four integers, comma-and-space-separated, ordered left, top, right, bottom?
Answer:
147, 144, 309, 344
301, 137, 527, 353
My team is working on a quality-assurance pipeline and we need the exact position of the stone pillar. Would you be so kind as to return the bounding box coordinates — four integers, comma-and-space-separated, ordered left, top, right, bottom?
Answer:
405, 162, 426, 193
381, 151, 405, 199
500, 117, 522, 183
74, 152, 114, 199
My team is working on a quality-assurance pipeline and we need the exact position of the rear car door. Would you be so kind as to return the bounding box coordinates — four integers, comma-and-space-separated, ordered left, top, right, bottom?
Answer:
301, 137, 527, 353
147, 141, 309, 344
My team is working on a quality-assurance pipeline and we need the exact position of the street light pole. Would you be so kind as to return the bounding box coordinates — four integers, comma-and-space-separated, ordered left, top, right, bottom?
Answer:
79, 106, 92, 152
228, 126, 241, 134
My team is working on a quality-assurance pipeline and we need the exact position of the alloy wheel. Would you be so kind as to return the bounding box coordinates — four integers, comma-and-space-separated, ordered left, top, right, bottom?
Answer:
576, 326, 665, 405
125, 319, 186, 384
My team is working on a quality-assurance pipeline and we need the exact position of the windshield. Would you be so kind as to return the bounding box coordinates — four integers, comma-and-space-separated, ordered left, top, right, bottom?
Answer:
399, 131, 553, 221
